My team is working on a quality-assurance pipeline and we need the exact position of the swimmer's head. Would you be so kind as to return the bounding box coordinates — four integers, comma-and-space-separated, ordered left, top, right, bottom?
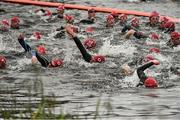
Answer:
57, 5, 65, 11
33, 32, 42, 40
131, 17, 140, 28
170, 31, 179, 40
106, 14, 115, 27
49, 58, 63, 67
36, 45, 46, 55
150, 32, 159, 40
149, 11, 159, 26
119, 14, 128, 24
83, 38, 96, 49
11, 16, 20, 29
91, 55, 105, 63
0, 56, 6, 69
0, 19, 10, 31
164, 21, 175, 33
149, 48, 160, 54
144, 77, 158, 88
65, 15, 74, 24
88, 8, 96, 19
121, 64, 134, 76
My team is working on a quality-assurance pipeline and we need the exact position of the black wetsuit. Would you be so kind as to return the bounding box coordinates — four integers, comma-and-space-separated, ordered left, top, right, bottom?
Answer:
80, 18, 95, 24
33, 51, 50, 68
122, 24, 148, 39
73, 37, 92, 62
136, 61, 154, 87
18, 38, 31, 52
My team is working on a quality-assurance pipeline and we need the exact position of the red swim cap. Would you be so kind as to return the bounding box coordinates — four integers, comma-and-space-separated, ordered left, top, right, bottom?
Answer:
33, 32, 42, 40
164, 21, 175, 30
111, 12, 119, 18
131, 17, 140, 28
0, 56, 6, 69
91, 55, 105, 63
83, 38, 96, 49
144, 54, 154, 63
150, 32, 159, 40
57, 5, 65, 11
170, 31, 180, 40
65, 15, 74, 23
36, 45, 46, 55
2, 19, 9, 26
119, 14, 128, 24
50, 58, 63, 67
150, 11, 159, 18
149, 48, 160, 53
86, 27, 94, 33
144, 77, 158, 88
45, 10, 52, 16
11, 16, 20, 23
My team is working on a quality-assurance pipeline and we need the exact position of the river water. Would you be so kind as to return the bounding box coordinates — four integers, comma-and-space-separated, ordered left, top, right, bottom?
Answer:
0, 0, 180, 119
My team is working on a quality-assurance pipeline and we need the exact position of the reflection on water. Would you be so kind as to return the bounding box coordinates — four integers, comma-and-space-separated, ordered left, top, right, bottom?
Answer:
0, 0, 180, 119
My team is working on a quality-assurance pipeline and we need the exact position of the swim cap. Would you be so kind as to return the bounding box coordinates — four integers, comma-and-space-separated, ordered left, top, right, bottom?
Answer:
131, 17, 140, 28
65, 15, 74, 23
36, 45, 46, 55
150, 32, 159, 40
149, 11, 159, 25
144, 77, 158, 88
86, 27, 94, 33
83, 38, 96, 49
45, 10, 52, 16
150, 11, 159, 18
11, 16, 20, 23
119, 14, 128, 24
91, 55, 105, 63
57, 5, 65, 11
33, 32, 42, 40
164, 21, 175, 32
2, 19, 9, 26
0, 56, 6, 69
160, 16, 169, 23
106, 14, 115, 27
50, 58, 63, 67
170, 31, 180, 40
144, 54, 154, 63
149, 48, 160, 53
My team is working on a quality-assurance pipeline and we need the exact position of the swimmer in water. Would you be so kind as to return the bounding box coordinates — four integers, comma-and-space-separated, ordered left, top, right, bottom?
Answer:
122, 60, 160, 88
65, 24, 105, 63
17, 34, 63, 68
56, 5, 65, 19
80, 8, 96, 24
11, 16, 20, 29
166, 31, 180, 48
0, 56, 6, 69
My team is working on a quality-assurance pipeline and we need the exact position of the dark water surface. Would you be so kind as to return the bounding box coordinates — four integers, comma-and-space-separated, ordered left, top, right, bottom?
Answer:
0, 0, 180, 119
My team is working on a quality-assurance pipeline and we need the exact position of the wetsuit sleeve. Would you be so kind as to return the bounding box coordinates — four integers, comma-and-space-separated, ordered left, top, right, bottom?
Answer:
35, 51, 50, 67
73, 37, 92, 62
133, 32, 148, 39
121, 24, 132, 33
18, 38, 31, 52
80, 19, 94, 24
136, 62, 154, 86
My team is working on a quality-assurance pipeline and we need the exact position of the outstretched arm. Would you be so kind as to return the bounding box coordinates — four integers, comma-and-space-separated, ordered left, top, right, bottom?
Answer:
137, 60, 159, 86
18, 34, 31, 52
65, 24, 92, 62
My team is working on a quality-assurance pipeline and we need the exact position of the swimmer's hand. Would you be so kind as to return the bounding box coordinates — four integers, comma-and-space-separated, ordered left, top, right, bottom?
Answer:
65, 24, 77, 38
151, 60, 160, 65
31, 56, 38, 64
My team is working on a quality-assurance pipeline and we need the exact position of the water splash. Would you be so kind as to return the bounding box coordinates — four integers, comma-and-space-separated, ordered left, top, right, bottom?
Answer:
98, 35, 137, 56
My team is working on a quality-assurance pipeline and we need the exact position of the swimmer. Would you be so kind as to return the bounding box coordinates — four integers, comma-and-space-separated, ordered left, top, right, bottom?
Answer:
11, 16, 20, 29
31, 50, 63, 68
122, 60, 160, 88
106, 14, 115, 27
57, 5, 65, 19
0, 19, 10, 31
80, 8, 96, 24
119, 14, 128, 25
17, 34, 63, 68
0, 56, 6, 69
166, 31, 180, 48
65, 24, 105, 63
148, 11, 160, 27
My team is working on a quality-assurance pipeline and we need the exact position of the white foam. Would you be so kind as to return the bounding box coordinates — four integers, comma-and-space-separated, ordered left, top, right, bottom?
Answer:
98, 35, 137, 56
